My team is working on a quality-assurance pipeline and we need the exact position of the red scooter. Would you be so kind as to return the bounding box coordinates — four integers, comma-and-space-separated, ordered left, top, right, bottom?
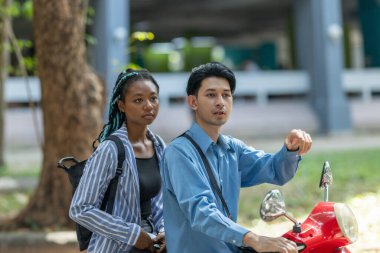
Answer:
259, 161, 358, 252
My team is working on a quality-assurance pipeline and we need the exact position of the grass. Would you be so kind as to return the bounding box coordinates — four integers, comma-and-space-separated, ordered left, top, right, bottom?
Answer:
1, 147, 380, 226
238, 147, 380, 226
0, 164, 39, 218
0, 191, 31, 219
0, 164, 40, 178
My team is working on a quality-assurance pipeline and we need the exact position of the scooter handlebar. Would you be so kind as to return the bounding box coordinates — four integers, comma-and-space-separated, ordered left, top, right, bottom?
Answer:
239, 247, 280, 253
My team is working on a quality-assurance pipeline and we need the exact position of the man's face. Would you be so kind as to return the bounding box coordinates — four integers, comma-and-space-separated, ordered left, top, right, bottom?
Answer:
188, 76, 233, 128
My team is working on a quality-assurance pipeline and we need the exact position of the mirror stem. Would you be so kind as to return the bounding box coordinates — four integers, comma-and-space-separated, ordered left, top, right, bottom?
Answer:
284, 212, 299, 225
284, 213, 302, 233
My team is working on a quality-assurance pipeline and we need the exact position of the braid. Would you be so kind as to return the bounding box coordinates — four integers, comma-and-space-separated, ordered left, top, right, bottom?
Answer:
93, 71, 139, 147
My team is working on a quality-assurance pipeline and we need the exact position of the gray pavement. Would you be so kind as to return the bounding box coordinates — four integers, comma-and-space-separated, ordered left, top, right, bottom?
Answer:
5, 99, 380, 148
2, 98, 380, 165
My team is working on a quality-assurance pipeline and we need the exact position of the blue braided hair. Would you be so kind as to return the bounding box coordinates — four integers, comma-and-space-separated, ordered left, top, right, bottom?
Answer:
93, 68, 159, 147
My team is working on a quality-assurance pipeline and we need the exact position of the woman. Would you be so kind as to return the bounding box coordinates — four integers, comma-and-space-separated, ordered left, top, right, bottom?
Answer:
70, 68, 166, 253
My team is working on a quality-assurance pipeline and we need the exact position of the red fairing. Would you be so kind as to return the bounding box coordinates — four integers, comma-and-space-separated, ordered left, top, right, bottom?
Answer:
282, 202, 351, 253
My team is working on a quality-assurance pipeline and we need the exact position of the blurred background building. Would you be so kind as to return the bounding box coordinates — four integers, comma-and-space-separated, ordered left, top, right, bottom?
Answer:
7, 0, 380, 139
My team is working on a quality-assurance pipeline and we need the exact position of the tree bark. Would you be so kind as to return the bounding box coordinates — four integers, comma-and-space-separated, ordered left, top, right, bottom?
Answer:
4, 0, 105, 229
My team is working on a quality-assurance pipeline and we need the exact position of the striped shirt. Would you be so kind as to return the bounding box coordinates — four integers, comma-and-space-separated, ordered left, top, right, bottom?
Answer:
70, 124, 165, 252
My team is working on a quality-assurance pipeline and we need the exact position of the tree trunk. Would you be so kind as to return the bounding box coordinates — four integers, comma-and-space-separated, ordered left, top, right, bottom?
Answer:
4, 0, 105, 229
0, 0, 12, 167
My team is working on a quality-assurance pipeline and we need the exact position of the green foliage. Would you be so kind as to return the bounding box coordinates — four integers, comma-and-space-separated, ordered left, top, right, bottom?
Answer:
15, 39, 32, 49
1, 0, 35, 76
21, 0, 33, 19
7, 55, 36, 75
85, 34, 97, 46
2, 2, 21, 17
238, 147, 380, 226
125, 62, 142, 70
0, 0, 32, 19
86, 5, 95, 26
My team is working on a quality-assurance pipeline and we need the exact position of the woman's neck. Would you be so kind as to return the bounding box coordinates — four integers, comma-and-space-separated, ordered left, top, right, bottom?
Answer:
126, 122, 154, 158
126, 122, 148, 143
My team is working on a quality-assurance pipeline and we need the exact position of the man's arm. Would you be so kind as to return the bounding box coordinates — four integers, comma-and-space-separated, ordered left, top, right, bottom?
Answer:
237, 141, 300, 187
236, 129, 312, 187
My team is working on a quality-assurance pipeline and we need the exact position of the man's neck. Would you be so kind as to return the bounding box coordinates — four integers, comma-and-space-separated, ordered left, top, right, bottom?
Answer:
196, 121, 221, 143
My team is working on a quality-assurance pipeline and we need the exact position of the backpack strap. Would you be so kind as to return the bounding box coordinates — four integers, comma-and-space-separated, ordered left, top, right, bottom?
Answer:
181, 133, 232, 219
100, 135, 125, 214
106, 135, 125, 171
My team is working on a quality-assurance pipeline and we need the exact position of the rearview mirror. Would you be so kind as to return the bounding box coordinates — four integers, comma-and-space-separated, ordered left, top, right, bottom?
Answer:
319, 161, 333, 189
260, 189, 286, 222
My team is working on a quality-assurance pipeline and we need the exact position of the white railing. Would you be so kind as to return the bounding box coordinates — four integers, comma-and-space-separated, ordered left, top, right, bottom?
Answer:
5, 68, 380, 106
342, 68, 380, 102
5, 77, 41, 104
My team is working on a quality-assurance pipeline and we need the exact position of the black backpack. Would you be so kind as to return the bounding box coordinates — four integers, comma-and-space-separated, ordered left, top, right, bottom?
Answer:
57, 135, 125, 251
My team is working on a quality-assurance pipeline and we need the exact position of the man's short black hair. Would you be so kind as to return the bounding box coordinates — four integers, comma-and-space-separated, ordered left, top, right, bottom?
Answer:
186, 62, 236, 96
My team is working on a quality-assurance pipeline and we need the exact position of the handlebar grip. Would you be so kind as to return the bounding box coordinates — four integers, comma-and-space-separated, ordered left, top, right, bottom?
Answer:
239, 246, 301, 253
238, 247, 259, 253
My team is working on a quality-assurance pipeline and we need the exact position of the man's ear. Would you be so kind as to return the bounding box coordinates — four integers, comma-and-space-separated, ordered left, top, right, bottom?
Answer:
117, 100, 125, 113
187, 95, 198, 111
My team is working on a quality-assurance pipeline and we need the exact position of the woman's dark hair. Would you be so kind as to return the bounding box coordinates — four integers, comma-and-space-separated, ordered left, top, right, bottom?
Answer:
186, 62, 236, 96
94, 68, 159, 145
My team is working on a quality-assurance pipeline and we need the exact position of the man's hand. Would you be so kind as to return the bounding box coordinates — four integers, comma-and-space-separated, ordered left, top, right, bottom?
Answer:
284, 129, 312, 155
243, 231, 298, 253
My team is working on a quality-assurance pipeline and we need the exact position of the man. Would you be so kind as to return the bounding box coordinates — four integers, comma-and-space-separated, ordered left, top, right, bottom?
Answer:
161, 62, 312, 253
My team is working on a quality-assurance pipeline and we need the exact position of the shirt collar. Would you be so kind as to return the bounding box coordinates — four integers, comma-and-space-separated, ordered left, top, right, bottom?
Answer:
119, 123, 128, 136
218, 134, 232, 152
187, 122, 231, 154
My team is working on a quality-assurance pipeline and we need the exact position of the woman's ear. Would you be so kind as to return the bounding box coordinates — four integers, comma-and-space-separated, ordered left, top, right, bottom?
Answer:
187, 95, 198, 111
117, 100, 125, 113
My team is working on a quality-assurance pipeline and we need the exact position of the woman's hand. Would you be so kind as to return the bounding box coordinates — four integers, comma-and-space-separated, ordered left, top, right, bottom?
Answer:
153, 232, 166, 253
134, 230, 154, 250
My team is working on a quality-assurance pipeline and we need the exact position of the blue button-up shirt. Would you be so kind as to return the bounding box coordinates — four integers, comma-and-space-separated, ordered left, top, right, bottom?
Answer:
161, 123, 300, 253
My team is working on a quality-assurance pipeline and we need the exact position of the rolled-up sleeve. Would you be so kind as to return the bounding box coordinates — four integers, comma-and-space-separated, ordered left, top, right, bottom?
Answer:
235, 139, 301, 187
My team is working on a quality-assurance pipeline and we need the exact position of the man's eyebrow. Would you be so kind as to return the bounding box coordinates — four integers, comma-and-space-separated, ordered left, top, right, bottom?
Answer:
204, 88, 231, 92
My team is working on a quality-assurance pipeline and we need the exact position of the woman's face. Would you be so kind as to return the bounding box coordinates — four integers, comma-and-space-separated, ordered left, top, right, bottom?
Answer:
118, 79, 159, 127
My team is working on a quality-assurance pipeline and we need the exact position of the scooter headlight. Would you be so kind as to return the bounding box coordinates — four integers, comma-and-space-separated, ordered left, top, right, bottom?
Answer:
334, 203, 358, 243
